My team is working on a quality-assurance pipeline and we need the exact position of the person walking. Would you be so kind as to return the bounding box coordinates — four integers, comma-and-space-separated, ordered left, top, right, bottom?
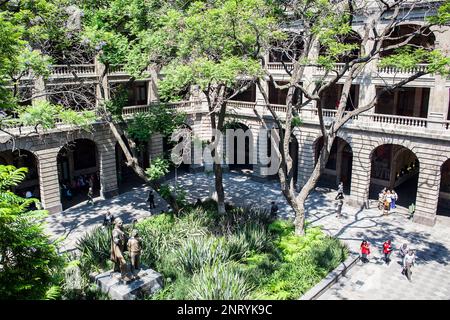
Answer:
391, 190, 398, 210
402, 250, 416, 282
383, 191, 392, 215
270, 201, 279, 218
399, 243, 409, 258
383, 240, 393, 265
360, 240, 371, 263
335, 181, 344, 200
378, 189, 385, 210
147, 190, 155, 209
103, 211, 115, 227
87, 186, 94, 205
336, 195, 344, 218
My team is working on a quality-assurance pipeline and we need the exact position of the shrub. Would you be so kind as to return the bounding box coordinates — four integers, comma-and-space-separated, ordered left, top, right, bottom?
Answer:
226, 231, 251, 260
188, 262, 254, 300
76, 226, 111, 274
172, 236, 230, 275
0, 165, 64, 299
310, 236, 348, 271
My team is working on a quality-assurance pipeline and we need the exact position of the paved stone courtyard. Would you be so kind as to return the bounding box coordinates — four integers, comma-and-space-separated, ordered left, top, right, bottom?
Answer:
45, 172, 450, 300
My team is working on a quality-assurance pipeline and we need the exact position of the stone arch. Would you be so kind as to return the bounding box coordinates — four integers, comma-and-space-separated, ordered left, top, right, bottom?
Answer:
438, 158, 450, 217
369, 143, 419, 208
0, 148, 40, 198
314, 135, 353, 192
224, 120, 254, 172
380, 23, 436, 58
57, 138, 100, 210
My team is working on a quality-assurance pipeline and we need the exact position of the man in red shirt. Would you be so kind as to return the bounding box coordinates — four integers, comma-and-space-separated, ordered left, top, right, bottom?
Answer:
383, 240, 393, 265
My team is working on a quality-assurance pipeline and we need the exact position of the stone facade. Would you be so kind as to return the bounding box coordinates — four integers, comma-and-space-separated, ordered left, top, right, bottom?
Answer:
1, 4, 450, 225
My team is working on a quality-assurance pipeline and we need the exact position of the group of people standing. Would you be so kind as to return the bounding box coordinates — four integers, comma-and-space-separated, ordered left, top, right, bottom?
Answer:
378, 188, 398, 215
60, 174, 97, 203
360, 239, 417, 281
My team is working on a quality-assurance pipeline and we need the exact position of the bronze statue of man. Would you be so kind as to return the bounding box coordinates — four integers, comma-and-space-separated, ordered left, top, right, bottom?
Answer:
110, 218, 131, 281
127, 230, 141, 273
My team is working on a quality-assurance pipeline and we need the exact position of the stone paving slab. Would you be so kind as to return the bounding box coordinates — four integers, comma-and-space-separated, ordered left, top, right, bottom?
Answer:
44, 172, 450, 299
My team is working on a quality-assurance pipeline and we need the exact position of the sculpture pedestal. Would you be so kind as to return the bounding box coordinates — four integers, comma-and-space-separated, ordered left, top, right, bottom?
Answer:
95, 268, 163, 300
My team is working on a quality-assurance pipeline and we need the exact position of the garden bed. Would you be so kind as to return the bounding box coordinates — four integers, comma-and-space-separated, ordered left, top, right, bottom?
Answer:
74, 200, 348, 300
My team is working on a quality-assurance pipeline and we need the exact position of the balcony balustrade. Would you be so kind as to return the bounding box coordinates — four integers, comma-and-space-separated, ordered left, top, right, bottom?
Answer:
49, 64, 96, 77
2, 98, 449, 138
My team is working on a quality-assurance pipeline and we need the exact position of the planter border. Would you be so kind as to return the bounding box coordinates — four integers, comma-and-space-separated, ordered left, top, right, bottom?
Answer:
299, 253, 360, 300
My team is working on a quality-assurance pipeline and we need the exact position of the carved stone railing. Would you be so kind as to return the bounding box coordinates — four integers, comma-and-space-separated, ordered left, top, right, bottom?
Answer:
267, 62, 294, 71
108, 64, 127, 75
50, 64, 96, 77
316, 63, 346, 74
376, 64, 430, 76
227, 101, 257, 109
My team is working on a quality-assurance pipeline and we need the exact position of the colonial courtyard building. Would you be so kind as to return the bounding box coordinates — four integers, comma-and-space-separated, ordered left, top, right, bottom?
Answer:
1, 2, 449, 228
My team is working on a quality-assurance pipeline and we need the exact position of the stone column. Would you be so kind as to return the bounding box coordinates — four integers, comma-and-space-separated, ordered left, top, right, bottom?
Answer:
427, 76, 448, 129
95, 55, 109, 108
149, 133, 164, 159
349, 138, 372, 207
32, 75, 47, 103
98, 138, 119, 199
252, 125, 269, 182
357, 26, 379, 120
297, 131, 316, 189
413, 161, 440, 226
36, 148, 63, 214
427, 26, 450, 128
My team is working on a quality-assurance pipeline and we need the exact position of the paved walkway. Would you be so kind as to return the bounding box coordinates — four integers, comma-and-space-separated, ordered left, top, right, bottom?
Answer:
44, 172, 450, 299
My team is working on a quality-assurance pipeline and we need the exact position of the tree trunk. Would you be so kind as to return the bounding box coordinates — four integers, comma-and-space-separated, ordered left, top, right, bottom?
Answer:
108, 121, 180, 212
292, 135, 334, 235
213, 162, 226, 214
97, 66, 179, 213
208, 87, 227, 214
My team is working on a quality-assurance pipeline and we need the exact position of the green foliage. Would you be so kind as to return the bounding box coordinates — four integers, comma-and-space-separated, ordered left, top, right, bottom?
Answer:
17, 101, 98, 130
379, 46, 450, 76
254, 222, 348, 299
157, 0, 279, 100
171, 236, 230, 275
188, 262, 254, 300
18, 101, 62, 129
75, 190, 347, 300
428, 1, 450, 25
291, 116, 303, 128
0, 165, 64, 299
76, 226, 112, 274
59, 109, 97, 130
127, 105, 185, 143
145, 157, 170, 181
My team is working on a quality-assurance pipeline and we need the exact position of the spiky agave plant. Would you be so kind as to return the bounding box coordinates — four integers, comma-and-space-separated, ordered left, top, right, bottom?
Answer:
188, 262, 254, 300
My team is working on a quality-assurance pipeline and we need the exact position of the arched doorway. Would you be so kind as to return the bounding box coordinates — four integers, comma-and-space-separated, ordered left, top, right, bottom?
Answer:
225, 122, 254, 173
438, 159, 450, 217
369, 144, 419, 208
265, 129, 299, 185
57, 139, 100, 210
0, 149, 39, 199
315, 137, 353, 193
380, 24, 435, 58
319, 30, 362, 63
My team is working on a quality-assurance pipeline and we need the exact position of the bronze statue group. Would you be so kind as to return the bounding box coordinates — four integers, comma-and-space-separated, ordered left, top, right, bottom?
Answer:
103, 212, 142, 282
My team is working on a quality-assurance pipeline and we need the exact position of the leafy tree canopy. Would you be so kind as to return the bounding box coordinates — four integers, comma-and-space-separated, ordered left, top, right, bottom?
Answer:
0, 165, 63, 299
